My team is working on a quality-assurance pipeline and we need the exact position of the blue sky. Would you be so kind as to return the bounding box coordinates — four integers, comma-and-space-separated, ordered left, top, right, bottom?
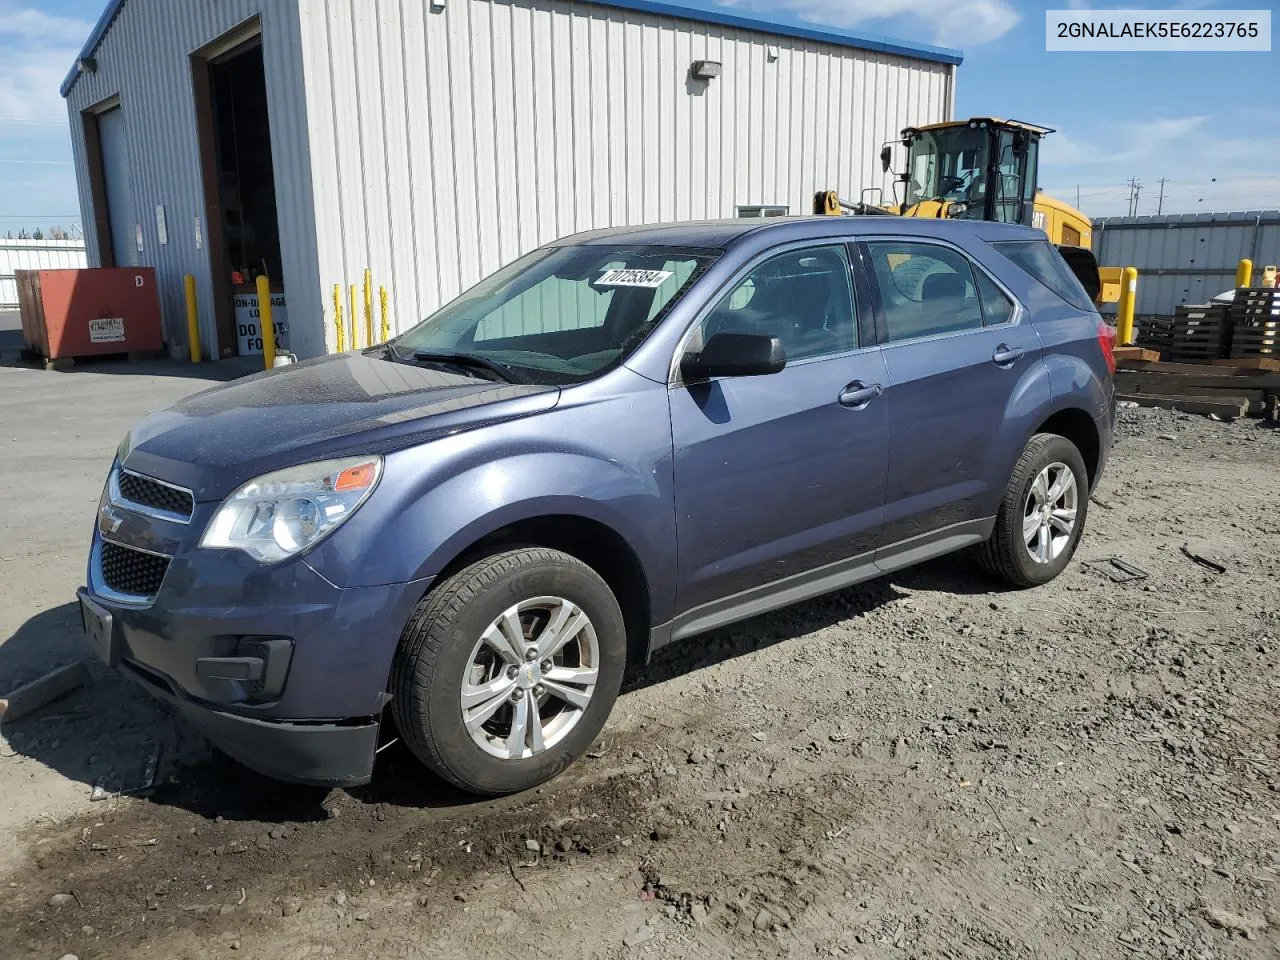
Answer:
0, 0, 1276, 235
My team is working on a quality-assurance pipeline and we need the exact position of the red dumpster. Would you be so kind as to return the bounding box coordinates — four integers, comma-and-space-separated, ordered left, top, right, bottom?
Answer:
16, 267, 164, 362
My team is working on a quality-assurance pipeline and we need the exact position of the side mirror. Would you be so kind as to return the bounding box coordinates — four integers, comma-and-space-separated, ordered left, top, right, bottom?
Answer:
880, 144, 892, 173
682, 332, 786, 381
1056, 245, 1103, 306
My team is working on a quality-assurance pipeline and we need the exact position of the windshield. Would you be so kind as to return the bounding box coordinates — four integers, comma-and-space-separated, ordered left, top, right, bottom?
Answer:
904, 126, 989, 212
392, 244, 719, 385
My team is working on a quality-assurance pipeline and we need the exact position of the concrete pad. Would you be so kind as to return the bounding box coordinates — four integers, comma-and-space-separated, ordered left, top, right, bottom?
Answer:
0, 357, 250, 870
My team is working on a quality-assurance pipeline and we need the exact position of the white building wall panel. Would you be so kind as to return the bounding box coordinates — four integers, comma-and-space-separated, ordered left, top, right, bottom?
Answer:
64, 0, 326, 358
298, 0, 952, 350
0, 240, 88, 309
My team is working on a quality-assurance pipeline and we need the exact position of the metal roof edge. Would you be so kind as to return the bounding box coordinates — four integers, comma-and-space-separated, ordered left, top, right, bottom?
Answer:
1094, 210, 1280, 227
576, 0, 963, 64
60, 0, 127, 99
60, 0, 963, 100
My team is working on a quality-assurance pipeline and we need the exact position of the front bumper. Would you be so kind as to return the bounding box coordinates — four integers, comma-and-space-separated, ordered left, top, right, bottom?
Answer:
110, 642, 379, 787
80, 532, 430, 786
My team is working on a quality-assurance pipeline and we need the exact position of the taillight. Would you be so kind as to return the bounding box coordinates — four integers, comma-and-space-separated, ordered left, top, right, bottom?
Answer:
1097, 320, 1117, 375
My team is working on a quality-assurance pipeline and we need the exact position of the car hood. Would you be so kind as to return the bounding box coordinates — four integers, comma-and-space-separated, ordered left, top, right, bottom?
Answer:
121, 353, 560, 501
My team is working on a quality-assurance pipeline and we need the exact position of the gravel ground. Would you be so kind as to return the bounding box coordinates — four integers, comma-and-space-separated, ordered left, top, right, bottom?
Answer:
1, 404, 1278, 960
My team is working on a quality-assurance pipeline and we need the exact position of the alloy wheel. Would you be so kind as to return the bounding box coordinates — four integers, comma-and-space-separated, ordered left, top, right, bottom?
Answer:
1022, 461, 1078, 564
460, 596, 599, 760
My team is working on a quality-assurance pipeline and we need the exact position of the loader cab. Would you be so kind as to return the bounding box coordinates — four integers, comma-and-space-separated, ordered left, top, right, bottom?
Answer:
897, 118, 1050, 226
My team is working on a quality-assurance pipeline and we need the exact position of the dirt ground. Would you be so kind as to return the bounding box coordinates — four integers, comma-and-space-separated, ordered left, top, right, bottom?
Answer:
1, 366, 1278, 959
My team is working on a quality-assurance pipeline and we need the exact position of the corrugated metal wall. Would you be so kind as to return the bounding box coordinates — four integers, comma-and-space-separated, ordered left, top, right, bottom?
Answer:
65, 0, 951, 360
1093, 211, 1280, 317
0, 240, 88, 309
297, 0, 953, 350
64, 0, 325, 358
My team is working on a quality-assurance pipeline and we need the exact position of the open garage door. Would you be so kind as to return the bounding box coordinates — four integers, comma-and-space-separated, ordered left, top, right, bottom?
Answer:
97, 106, 137, 268
193, 23, 284, 358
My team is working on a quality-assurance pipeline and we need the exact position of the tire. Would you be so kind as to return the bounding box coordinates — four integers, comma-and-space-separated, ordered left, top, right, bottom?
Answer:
390, 547, 626, 795
974, 433, 1089, 589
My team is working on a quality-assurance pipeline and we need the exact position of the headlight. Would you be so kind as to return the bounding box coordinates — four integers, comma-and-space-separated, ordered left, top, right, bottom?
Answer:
117, 431, 133, 463
199, 456, 383, 563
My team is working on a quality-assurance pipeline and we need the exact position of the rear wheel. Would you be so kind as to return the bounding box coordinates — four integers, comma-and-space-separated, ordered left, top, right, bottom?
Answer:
390, 548, 626, 795
975, 433, 1089, 588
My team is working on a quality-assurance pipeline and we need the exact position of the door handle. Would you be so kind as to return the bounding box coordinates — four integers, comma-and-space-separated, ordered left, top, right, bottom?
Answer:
838, 381, 883, 408
992, 344, 1025, 366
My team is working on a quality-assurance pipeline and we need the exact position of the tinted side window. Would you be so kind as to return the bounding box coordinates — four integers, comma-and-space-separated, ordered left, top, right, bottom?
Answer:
866, 241, 983, 342
992, 239, 1094, 312
700, 245, 857, 361
975, 270, 1015, 326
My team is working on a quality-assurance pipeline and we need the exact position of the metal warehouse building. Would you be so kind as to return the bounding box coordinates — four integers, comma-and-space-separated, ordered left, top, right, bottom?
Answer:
63, 0, 961, 360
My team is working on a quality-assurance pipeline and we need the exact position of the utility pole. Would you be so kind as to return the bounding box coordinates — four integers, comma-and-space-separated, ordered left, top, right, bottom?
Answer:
1126, 177, 1142, 217
1076, 184, 1081, 209
1156, 178, 1168, 215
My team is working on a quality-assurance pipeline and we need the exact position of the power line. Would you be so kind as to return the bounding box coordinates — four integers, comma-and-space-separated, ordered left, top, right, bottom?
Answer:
0, 159, 74, 165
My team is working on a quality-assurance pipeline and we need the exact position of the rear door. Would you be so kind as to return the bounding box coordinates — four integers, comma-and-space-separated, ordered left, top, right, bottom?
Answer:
861, 238, 1045, 553
670, 242, 890, 614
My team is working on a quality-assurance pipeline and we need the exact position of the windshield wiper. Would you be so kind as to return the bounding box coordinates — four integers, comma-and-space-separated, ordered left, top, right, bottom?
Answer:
410, 350, 523, 384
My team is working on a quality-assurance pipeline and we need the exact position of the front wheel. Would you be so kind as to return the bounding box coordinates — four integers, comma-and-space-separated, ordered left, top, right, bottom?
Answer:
975, 433, 1089, 588
390, 548, 626, 795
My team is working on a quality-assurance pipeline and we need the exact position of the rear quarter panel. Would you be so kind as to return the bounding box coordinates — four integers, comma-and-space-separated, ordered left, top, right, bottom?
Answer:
966, 239, 1115, 494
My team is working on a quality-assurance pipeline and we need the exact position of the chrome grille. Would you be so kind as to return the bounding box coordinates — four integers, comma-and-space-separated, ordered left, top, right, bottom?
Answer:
100, 541, 170, 598
116, 470, 194, 520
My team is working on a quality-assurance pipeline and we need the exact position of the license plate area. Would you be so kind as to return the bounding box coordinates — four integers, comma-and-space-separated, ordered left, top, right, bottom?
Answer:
79, 591, 118, 667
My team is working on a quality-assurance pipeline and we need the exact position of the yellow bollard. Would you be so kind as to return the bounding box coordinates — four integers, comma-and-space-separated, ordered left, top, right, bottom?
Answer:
255, 275, 276, 370
379, 286, 390, 342
363, 269, 373, 348
349, 284, 358, 349
1116, 266, 1138, 346
1236, 258, 1253, 289
183, 274, 201, 363
332, 284, 346, 352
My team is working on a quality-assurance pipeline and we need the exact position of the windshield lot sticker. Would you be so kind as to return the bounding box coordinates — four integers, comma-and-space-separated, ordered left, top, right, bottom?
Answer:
593, 268, 674, 288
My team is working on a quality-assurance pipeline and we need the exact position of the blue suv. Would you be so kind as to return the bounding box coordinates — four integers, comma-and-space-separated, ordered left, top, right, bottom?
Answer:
79, 217, 1115, 795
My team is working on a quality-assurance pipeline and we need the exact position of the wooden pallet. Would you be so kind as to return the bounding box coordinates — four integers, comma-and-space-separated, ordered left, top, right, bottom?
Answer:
1114, 346, 1162, 362
1228, 288, 1280, 359
1213, 356, 1280, 371
1113, 358, 1280, 419
1134, 314, 1174, 355
1230, 287, 1280, 319
1168, 304, 1230, 362
1123, 359, 1276, 377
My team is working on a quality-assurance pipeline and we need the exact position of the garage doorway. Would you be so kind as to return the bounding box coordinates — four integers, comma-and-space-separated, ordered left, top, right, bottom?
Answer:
81, 98, 135, 269
192, 22, 283, 357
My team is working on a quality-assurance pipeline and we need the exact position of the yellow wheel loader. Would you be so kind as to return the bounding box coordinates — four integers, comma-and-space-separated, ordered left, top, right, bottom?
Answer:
815, 118, 1123, 304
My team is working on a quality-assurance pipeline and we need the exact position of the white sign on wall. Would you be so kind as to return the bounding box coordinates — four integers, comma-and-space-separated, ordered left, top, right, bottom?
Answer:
234, 292, 289, 356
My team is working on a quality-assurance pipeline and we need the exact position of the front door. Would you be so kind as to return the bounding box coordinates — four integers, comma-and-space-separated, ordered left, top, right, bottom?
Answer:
670, 243, 890, 615
862, 238, 1044, 547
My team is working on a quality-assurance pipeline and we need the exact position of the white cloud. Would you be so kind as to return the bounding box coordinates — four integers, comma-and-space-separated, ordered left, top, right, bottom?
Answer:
1039, 114, 1280, 216
0, 5, 92, 122
723, 0, 1020, 46
0, 6, 95, 46
0, 52, 79, 122
1039, 116, 1211, 167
